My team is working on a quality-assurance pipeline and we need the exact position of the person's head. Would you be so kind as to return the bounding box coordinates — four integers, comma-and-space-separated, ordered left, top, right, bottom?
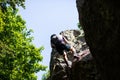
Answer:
50, 34, 64, 44
51, 34, 57, 40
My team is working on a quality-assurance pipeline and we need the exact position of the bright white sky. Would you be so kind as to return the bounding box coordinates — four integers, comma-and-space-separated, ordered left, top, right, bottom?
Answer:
19, 0, 78, 80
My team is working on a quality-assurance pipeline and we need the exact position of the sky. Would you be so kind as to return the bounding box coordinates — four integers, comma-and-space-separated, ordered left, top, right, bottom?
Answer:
19, 0, 78, 80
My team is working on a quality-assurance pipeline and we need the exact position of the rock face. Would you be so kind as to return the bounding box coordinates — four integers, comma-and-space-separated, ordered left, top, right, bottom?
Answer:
49, 30, 100, 80
76, 0, 120, 80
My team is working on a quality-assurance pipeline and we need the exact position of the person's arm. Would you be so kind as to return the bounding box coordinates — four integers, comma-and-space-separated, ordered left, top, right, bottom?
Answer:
62, 36, 69, 44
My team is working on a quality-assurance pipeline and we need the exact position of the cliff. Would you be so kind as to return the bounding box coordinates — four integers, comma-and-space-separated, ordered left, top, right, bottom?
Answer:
76, 0, 120, 80
48, 30, 100, 80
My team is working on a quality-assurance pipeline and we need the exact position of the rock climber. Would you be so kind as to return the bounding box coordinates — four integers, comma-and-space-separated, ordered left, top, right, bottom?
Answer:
50, 34, 79, 67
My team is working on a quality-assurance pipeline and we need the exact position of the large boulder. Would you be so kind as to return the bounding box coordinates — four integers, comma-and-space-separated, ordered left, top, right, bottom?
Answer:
49, 30, 100, 80
76, 0, 120, 80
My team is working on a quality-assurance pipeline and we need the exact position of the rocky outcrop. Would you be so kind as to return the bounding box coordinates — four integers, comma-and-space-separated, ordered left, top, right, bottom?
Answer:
49, 30, 100, 80
76, 0, 120, 80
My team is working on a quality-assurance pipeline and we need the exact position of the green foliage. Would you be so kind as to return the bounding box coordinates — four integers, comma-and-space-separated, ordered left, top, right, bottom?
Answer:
0, 41, 15, 80
42, 70, 50, 80
77, 23, 83, 30
77, 23, 84, 36
0, 0, 25, 11
0, 7, 47, 80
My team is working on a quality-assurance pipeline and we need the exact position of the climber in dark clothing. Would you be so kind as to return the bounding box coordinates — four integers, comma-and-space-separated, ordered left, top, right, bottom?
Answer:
50, 34, 79, 67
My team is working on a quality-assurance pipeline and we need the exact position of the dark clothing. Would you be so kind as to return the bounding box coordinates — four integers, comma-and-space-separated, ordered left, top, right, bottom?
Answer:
51, 35, 71, 55
55, 43, 71, 55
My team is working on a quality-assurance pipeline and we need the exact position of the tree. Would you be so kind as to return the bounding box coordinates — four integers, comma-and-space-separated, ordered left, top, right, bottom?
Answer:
0, 0, 25, 11
0, 5, 47, 80
0, 40, 15, 80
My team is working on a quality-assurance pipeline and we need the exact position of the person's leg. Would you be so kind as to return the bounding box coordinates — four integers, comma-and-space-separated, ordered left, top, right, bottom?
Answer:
65, 44, 76, 55
70, 46, 80, 62
63, 51, 70, 67
70, 46, 76, 55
